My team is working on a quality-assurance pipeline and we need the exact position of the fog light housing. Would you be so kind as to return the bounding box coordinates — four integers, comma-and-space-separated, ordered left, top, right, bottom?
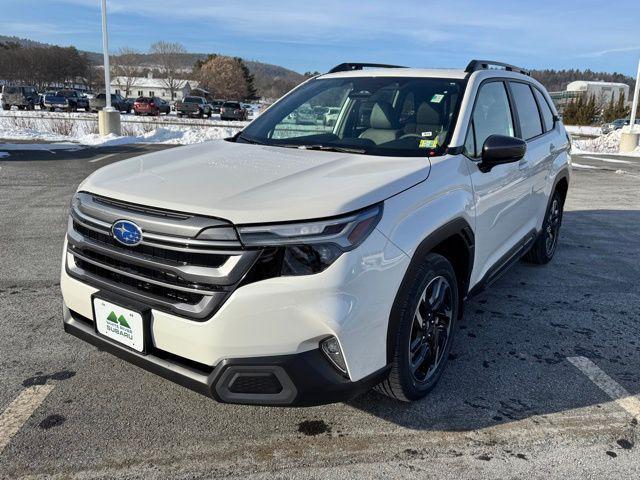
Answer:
320, 336, 348, 377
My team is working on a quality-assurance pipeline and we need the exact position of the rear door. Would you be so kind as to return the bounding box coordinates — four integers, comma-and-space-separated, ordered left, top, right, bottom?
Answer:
464, 80, 533, 286
507, 81, 548, 223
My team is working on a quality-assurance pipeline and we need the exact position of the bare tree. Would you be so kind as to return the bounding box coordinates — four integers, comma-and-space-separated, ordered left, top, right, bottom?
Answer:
112, 47, 141, 98
149, 41, 187, 100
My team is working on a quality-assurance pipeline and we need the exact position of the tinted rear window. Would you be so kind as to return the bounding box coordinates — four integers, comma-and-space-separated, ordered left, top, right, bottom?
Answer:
224, 102, 240, 108
184, 97, 202, 103
510, 82, 543, 140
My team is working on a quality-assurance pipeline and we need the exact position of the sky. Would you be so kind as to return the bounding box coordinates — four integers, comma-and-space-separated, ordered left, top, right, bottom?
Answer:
1, 0, 639, 75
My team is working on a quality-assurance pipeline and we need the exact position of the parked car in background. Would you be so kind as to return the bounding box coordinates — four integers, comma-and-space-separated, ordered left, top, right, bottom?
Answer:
123, 97, 136, 113
89, 93, 131, 113
601, 118, 640, 134
1, 85, 39, 110
175, 96, 212, 118
42, 89, 89, 112
220, 101, 248, 121
323, 107, 341, 126
209, 99, 225, 114
134, 97, 171, 116
294, 105, 317, 125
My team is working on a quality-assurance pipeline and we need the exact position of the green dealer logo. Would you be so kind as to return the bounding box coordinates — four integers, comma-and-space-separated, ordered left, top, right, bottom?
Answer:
107, 311, 131, 328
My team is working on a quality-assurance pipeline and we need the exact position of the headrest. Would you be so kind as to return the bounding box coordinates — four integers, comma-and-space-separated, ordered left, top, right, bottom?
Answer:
416, 102, 440, 125
369, 102, 396, 129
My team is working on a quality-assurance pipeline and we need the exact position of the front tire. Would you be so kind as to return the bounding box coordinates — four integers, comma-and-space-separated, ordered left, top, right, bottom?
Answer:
524, 189, 564, 264
377, 253, 458, 402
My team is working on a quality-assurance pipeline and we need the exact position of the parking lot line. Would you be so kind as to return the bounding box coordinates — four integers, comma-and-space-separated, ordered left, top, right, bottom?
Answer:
568, 356, 640, 419
0, 385, 55, 455
89, 153, 118, 163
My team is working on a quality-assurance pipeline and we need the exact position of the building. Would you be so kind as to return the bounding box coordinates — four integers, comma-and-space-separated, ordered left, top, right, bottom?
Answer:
566, 81, 630, 104
111, 72, 197, 101
549, 81, 630, 115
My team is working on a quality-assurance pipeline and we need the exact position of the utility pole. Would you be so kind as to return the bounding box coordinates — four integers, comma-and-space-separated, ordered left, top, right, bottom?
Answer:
97, 0, 121, 136
620, 57, 640, 153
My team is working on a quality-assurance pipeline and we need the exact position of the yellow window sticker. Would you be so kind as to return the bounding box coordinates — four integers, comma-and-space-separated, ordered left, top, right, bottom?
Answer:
419, 139, 438, 149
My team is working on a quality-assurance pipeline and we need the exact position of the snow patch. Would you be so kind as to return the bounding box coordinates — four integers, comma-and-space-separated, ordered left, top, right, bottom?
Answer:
571, 162, 599, 170
572, 129, 640, 157
565, 125, 601, 136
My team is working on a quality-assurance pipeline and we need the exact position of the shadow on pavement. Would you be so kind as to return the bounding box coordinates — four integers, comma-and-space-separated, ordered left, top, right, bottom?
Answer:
347, 209, 640, 431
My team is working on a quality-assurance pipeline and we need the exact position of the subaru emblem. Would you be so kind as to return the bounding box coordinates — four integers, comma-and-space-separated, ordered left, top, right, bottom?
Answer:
111, 220, 143, 246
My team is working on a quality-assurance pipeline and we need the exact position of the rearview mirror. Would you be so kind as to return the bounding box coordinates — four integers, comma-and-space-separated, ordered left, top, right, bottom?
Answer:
479, 135, 526, 172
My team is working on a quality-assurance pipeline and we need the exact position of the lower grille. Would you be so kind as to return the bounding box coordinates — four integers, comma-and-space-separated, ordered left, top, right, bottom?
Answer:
228, 373, 283, 395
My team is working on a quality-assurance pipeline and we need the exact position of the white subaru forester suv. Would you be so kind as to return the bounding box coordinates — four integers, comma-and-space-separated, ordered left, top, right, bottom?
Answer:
61, 60, 570, 406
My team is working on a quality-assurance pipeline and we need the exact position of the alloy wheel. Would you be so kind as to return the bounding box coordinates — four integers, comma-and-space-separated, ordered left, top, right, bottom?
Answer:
408, 275, 453, 383
545, 198, 562, 257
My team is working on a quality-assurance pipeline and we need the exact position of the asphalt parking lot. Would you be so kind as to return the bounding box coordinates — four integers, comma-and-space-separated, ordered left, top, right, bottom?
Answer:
0, 144, 639, 479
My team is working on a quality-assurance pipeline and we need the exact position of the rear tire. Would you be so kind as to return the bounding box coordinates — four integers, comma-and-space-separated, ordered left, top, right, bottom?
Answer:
2, 104, 10, 111
377, 253, 458, 402
523, 189, 564, 265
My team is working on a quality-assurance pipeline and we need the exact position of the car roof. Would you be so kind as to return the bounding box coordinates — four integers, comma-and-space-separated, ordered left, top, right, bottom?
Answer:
318, 68, 468, 80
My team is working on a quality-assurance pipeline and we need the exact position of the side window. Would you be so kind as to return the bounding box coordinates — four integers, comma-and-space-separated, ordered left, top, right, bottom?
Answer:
510, 82, 543, 140
470, 81, 514, 157
464, 121, 476, 157
533, 88, 554, 132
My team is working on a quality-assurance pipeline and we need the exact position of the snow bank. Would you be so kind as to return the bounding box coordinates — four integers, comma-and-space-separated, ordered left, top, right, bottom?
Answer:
0, 113, 242, 146
572, 129, 640, 157
565, 125, 601, 136
75, 125, 241, 147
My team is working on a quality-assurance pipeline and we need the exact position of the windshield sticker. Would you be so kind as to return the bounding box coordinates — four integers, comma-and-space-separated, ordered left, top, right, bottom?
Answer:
430, 94, 444, 103
419, 139, 438, 149
421, 131, 434, 138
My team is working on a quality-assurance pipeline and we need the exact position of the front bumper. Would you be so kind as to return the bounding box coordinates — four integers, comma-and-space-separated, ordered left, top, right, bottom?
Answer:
64, 306, 388, 406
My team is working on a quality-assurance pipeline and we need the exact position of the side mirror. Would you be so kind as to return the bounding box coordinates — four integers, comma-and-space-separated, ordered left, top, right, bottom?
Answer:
479, 135, 527, 172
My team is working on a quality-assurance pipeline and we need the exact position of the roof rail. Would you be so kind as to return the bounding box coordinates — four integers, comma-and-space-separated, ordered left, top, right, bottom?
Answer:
465, 59, 530, 76
327, 63, 407, 74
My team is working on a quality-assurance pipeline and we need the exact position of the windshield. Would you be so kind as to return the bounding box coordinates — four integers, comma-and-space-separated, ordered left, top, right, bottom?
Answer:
240, 76, 464, 157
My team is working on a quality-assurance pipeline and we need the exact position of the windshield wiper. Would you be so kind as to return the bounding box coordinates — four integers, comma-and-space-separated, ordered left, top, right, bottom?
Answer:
282, 144, 367, 154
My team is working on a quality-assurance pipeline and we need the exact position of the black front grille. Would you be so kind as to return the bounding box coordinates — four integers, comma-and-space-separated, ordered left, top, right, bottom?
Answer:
71, 245, 221, 292
73, 222, 228, 268
74, 258, 204, 305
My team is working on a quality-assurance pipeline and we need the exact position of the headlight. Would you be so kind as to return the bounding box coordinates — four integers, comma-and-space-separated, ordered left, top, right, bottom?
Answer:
238, 204, 382, 249
238, 204, 382, 276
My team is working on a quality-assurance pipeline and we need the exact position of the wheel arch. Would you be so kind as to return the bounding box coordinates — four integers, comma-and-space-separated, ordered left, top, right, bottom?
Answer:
385, 218, 474, 363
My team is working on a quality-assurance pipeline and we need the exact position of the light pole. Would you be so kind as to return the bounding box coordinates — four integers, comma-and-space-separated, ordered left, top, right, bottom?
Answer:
101, 0, 112, 111
97, 0, 121, 136
629, 58, 640, 133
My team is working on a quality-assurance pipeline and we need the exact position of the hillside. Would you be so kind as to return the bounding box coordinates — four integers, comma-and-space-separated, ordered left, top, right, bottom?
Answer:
0, 36, 305, 98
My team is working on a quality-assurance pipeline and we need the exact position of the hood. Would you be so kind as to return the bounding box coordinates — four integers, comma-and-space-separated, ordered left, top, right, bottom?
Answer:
79, 140, 431, 224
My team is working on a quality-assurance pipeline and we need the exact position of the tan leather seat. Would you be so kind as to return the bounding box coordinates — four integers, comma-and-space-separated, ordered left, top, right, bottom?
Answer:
359, 102, 401, 144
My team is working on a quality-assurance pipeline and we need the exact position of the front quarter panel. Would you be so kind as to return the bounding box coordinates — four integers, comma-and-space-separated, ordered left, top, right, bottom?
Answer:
377, 154, 475, 260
